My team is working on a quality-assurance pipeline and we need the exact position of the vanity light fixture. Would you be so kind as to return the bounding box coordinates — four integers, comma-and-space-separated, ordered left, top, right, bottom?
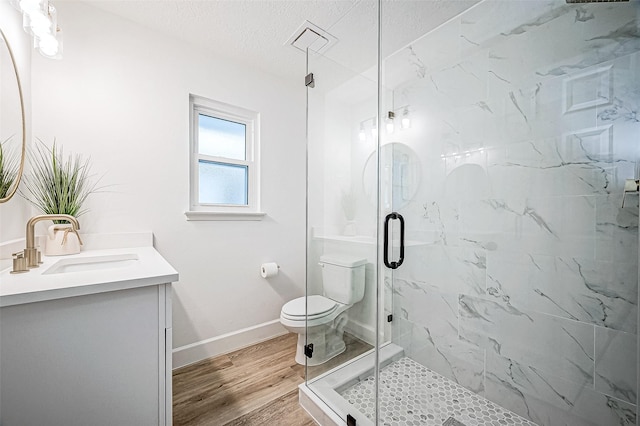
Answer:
10, 0, 62, 59
357, 117, 378, 141
382, 105, 411, 134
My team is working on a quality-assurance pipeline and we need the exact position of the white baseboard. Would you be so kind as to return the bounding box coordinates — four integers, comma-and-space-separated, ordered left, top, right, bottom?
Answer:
172, 319, 288, 369
345, 318, 376, 346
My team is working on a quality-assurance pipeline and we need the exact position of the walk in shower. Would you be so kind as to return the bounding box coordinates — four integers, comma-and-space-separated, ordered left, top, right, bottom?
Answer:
302, 1, 639, 425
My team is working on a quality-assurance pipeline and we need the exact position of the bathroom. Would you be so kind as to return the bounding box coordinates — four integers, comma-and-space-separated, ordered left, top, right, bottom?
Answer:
0, 0, 638, 425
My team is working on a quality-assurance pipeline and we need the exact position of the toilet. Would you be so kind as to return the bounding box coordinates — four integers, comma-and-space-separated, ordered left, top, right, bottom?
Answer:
280, 254, 366, 366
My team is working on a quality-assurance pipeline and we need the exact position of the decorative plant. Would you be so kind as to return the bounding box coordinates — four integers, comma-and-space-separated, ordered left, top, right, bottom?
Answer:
22, 139, 99, 222
0, 136, 19, 199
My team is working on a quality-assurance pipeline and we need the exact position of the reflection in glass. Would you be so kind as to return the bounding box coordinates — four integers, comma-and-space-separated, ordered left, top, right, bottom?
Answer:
362, 143, 421, 209
0, 27, 26, 203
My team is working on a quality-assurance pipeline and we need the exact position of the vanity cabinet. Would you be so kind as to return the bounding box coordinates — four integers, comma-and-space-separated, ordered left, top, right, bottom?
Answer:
0, 277, 174, 425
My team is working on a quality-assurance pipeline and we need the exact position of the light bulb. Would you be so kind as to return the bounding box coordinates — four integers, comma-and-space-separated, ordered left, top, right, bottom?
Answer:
26, 12, 51, 38
386, 111, 395, 134
358, 123, 366, 141
19, 0, 47, 14
37, 28, 62, 59
386, 119, 394, 134
38, 33, 58, 56
401, 108, 411, 129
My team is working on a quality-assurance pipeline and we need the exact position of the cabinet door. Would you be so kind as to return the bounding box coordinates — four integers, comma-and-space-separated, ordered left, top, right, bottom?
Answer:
1, 286, 162, 426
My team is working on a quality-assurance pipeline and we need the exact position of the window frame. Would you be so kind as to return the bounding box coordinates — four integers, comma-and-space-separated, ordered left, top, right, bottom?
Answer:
186, 94, 264, 221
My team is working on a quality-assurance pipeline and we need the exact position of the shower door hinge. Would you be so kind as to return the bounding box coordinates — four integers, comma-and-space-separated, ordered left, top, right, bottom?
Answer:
387, 314, 393, 323
347, 414, 357, 426
304, 343, 314, 358
305, 73, 315, 88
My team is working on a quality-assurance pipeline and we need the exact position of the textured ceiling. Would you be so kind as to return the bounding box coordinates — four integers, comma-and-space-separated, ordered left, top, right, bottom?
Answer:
81, 0, 479, 86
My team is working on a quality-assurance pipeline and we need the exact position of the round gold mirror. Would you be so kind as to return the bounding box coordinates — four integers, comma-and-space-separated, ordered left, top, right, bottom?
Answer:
0, 27, 26, 203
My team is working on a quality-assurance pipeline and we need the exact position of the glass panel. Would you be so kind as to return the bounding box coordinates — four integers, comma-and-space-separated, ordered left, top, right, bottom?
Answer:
198, 160, 247, 205
303, 1, 379, 424
198, 113, 246, 160
303, 2, 639, 426
382, 1, 640, 426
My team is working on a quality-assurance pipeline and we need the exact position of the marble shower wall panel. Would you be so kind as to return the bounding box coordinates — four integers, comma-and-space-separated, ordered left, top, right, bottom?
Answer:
459, 295, 595, 388
595, 327, 638, 405
394, 245, 487, 297
390, 280, 486, 393
595, 193, 639, 264
485, 352, 637, 426
386, 1, 639, 425
408, 323, 486, 395
487, 250, 638, 333
393, 278, 459, 337
597, 54, 640, 128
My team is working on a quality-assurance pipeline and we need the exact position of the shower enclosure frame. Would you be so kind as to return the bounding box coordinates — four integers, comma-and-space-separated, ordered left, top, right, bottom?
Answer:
301, 1, 640, 425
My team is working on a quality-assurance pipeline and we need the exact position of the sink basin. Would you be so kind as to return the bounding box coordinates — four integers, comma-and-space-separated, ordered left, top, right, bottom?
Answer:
43, 253, 139, 275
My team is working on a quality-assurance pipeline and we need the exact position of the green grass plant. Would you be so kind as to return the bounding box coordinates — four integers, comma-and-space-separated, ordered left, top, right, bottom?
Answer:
0, 136, 19, 199
22, 140, 98, 222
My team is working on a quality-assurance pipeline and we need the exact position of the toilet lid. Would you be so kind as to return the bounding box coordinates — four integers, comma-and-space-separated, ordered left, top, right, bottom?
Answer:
281, 295, 337, 320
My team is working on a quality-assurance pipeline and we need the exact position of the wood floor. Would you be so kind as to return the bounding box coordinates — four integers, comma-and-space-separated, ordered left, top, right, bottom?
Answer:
173, 332, 372, 426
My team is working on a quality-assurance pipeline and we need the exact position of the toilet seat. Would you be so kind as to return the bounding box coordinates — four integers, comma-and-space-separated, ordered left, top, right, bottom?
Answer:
281, 295, 337, 321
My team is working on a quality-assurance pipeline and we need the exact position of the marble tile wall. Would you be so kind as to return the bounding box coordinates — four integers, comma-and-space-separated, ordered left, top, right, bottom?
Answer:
385, 1, 640, 425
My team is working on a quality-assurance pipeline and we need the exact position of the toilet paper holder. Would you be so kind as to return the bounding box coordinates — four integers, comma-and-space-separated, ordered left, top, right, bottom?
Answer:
622, 179, 639, 208
260, 262, 280, 278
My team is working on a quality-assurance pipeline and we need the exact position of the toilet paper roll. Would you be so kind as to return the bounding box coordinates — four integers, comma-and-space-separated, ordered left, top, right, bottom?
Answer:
261, 262, 279, 278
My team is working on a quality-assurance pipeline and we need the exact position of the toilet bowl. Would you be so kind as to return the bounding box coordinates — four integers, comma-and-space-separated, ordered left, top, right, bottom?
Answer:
280, 295, 350, 365
280, 254, 366, 366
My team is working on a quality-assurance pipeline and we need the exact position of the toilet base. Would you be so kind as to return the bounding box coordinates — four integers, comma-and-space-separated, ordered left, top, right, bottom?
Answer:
295, 330, 346, 366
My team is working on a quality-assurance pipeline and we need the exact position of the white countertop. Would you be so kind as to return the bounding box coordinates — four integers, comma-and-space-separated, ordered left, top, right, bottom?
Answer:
0, 246, 179, 308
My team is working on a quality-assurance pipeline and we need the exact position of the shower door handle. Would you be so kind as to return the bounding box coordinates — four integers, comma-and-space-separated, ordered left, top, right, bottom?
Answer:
384, 212, 405, 269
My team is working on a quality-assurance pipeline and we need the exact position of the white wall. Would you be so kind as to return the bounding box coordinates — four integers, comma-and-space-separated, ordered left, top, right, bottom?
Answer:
31, 2, 307, 367
0, 1, 31, 244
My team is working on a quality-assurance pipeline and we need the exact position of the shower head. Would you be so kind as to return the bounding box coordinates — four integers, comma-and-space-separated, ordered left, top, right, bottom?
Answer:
566, 0, 628, 3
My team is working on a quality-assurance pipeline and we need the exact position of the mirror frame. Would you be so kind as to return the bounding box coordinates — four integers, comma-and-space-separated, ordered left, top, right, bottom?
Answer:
0, 27, 26, 204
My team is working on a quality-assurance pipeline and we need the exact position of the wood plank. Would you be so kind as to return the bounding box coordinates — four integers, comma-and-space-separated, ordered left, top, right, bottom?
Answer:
173, 332, 372, 426
224, 390, 316, 426
174, 365, 302, 426
226, 333, 298, 367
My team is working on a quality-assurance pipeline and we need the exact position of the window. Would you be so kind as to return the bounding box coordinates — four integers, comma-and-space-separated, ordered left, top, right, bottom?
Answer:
186, 95, 263, 221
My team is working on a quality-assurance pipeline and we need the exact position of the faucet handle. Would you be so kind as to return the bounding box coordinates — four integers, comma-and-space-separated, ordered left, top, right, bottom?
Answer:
24, 247, 41, 269
10, 251, 28, 274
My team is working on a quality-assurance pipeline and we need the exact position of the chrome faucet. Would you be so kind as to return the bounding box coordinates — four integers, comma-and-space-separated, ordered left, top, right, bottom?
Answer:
23, 214, 80, 268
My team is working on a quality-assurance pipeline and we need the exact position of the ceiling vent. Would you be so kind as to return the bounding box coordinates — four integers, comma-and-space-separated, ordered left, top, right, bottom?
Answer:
286, 21, 337, 54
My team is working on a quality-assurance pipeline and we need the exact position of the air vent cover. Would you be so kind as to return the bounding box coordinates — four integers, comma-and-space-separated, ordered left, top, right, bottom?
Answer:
286, 20, 337, 54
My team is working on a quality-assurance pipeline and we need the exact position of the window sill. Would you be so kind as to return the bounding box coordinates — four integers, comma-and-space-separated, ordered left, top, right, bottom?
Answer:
184, 211, 267, 221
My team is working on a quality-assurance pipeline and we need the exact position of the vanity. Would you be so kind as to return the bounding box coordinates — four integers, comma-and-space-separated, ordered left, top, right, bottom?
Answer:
0, 233, 178, 426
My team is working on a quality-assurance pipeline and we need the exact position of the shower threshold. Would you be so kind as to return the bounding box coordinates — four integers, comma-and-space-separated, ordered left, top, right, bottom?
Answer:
299, 343, 537, 426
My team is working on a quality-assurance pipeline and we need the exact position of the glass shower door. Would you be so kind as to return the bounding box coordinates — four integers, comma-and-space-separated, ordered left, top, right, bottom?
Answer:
303, 9, 380, 422
381, 1, 640, 425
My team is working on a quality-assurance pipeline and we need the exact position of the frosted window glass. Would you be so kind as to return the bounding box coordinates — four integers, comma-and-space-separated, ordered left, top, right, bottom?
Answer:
198, 114, 246, 160
198, 160, 248, 205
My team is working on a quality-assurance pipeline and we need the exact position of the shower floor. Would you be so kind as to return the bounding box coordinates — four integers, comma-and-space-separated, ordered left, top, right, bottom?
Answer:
340, 357, 537, 426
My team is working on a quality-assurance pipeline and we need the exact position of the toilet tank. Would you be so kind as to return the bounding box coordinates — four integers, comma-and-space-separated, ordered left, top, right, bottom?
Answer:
319, 254, 367, 305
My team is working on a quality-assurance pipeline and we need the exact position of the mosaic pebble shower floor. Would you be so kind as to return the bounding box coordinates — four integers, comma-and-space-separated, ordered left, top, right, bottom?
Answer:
340, 357, 537, 426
